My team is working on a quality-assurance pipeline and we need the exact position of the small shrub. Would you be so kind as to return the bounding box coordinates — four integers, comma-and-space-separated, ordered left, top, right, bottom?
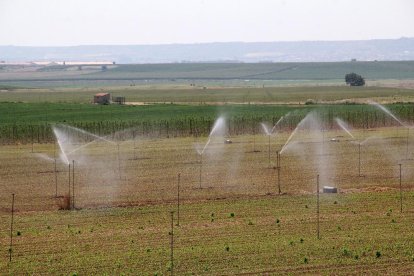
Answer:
305, 99, 316, 105
289, 241, 294, 246
47, 225, 51, 230
391, 219, 396, 223
303, 257, 309, 264
354, 254, 359, 260
334, 201, 338, 205
376, 251, 381, 258
16, 231, 21, 236
229, 213, 235, 218
342, 247, 351, 257
337, 226, 342, 231
276, 218, 280, 224
225, 246, 230, 252
305, 205, 308, 209
300, 238, 304, 243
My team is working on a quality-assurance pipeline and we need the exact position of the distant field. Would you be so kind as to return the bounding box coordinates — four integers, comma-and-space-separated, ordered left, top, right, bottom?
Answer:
0, 86, 413, 104
1, 61, 414, 84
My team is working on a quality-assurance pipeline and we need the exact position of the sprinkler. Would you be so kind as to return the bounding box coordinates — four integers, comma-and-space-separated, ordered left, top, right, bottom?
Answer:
195, 116, 226, 189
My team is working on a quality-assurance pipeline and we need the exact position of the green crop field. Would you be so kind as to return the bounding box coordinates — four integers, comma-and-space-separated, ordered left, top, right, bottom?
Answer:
1, 192, 414, 274
2, 101, 414, 144
2, 61, 414, 82
0, 86, 413, 104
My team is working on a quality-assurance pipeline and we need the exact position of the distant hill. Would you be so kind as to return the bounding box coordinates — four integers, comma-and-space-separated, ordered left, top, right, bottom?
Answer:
1, 38, 414, 63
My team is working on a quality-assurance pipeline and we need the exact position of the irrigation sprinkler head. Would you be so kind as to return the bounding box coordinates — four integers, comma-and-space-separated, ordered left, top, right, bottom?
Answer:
323, 186, 338, 193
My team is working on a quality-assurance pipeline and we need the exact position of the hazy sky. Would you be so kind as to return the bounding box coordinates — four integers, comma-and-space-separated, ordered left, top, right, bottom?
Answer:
1, 0, 413, 46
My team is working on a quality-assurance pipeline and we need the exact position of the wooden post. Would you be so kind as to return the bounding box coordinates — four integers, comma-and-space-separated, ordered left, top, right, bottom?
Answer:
170, 211, 174, 276
9, 194, 15, 262
177, 173, 181, 226
317, 174, 320, 239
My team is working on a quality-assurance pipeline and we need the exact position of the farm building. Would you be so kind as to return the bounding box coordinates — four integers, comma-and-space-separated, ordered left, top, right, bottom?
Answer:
93, 93, 111, 104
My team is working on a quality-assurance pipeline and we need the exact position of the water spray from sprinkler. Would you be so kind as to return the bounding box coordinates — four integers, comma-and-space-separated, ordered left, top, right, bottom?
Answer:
196, 116, 226, 188
369, 100, 410, 159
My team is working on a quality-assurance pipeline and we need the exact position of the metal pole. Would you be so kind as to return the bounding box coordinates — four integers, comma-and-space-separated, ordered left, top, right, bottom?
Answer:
399, 163, 403, 213
54, 158, 58, 197
177, 173, 180, 226
72, 160, 75, 210
278, 151, 281, 194
317, 174, 320, 240
133, 131, 137, 160
199, 154, 202, 189
277, 151, 280, 169
9, 194, 15, 262
253, 133, 256, 152
277, 167, 281, 195
358, 143, 361, 177
170, 211, 174, 276
68, 164, 71, 210
268, 135, 271, 168
406, 128, 409, 159
117, 143, 121, 180
31, 126, 34, 153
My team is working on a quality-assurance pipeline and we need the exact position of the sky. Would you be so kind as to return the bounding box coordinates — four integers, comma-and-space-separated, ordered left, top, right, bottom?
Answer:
0, 0, 413, 46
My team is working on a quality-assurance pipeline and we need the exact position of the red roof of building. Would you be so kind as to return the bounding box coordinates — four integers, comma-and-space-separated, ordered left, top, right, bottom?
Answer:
95, 93, 110, 97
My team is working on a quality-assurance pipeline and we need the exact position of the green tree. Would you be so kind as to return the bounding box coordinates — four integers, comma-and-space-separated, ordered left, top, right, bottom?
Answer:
345, 73, 365, 86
